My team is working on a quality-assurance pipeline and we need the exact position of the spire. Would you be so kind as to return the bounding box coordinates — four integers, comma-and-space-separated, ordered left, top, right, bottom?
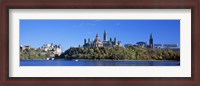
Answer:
88, 38, 90, 43
96, 33, 98, 37
84, 38, 86, 45
110, 37, 112, 42
103, 30, 107, 41
150, 33, 153, 39
95, 33, 101, 41
149, 33, 153, 48
114, 37, 116, 43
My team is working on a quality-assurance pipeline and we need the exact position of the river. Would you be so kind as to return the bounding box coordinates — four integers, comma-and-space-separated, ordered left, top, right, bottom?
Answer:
20, 60, 180, 66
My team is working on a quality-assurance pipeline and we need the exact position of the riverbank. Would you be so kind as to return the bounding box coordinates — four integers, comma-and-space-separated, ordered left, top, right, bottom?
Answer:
21, 59, 179, 62
70, 59, 180, 62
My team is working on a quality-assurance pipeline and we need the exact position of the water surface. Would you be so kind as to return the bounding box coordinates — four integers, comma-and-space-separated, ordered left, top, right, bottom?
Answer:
20, 60, 180, 66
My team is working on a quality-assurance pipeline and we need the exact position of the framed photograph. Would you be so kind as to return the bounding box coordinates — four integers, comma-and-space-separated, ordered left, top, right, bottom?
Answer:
1, 0, 199, 86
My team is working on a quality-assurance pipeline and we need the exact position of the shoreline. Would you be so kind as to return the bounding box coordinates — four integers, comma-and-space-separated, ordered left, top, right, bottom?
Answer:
20, 59, 179, 61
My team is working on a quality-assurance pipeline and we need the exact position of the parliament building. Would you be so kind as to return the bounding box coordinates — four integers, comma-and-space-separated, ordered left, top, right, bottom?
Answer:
83, 30, 122, 48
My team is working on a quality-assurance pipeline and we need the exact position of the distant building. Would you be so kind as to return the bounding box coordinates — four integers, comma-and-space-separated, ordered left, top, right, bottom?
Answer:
136, 42, 148, 47
149, 33, 153, 48
40, 43, 62, 57
154, 44, 162, 48
124, 44, 132, 47
163, 44, 178, 48
124, 44, 137, 48
52, 45, 62, 56
20, 45, 31, 50
123, 33, 179, 50
133, 34, 153, 48
41, 43, 54, 51
162, 44, 179, 50
93, 34, 103, 47
83, 30, 122, 48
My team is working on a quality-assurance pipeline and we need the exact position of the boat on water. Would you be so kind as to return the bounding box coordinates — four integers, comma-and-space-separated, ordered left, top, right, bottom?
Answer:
75, 59, 78, 61
47, 57, 55, 60
51, 58, 55, 60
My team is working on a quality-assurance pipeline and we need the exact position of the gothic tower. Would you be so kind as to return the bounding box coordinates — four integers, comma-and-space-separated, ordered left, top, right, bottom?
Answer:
96, 34, 99, 39
103, 30, 107, 41
149, 33, 153, 48
110, 37, 112, 42
84, 38, 86, 45
114, 37, 117, 44
88, 38, 90, 43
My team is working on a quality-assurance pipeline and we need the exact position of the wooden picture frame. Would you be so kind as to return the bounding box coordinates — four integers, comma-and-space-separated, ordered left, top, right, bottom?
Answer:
0, 0, 199, 86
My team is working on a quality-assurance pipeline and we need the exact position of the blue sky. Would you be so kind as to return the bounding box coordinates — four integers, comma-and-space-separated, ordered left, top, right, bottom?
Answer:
20, 20, 180, 51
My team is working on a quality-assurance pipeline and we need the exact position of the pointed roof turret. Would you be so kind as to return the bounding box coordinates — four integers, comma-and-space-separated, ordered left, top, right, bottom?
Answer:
150, 33, 153, 39
103, 30, 107, 41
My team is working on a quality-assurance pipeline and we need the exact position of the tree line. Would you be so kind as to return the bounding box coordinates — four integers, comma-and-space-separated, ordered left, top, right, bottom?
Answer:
20, 49, 51, 60
20, 46, 180, 61
60, 46, 180, 61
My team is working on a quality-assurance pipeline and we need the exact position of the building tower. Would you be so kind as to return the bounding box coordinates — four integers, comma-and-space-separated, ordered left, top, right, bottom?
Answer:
149, 33, 153, 48
110, 38, 112, 42
114, 37, 117, 44
84, 38, 87, 45
88, 38, 90, 43
96, 34, 99, 40
93, 33, 103, 47
103, 30, 107, 41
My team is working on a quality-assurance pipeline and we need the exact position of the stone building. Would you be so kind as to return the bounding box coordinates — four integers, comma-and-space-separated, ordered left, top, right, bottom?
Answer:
83, 30, 122, 48
41, 43, 62, 57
